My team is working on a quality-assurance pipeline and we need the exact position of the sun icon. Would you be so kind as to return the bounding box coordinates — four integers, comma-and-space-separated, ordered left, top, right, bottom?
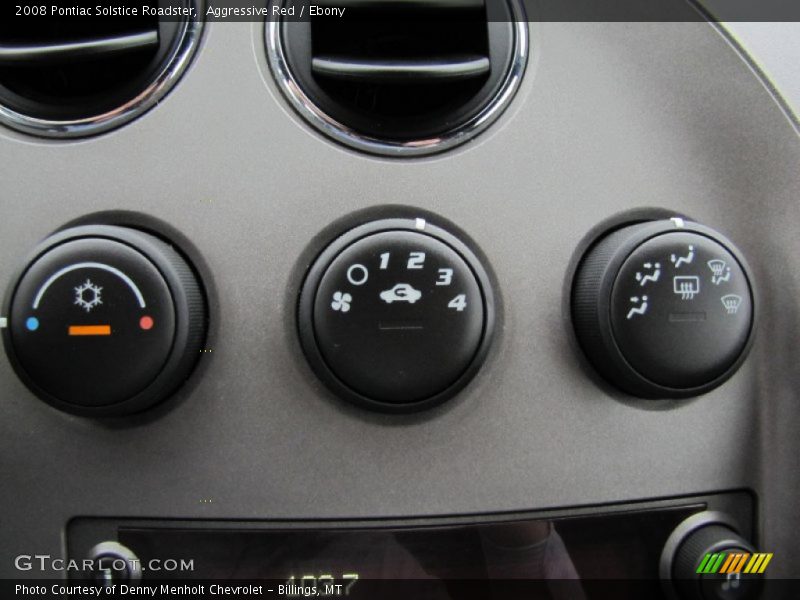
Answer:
74, 279, 103, 312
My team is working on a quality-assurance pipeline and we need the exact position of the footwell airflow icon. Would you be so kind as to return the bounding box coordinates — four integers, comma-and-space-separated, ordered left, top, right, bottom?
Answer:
697, 552, 773, 574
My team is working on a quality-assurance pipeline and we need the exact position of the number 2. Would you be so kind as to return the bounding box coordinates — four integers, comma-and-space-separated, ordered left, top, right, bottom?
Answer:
448, 294, 467, 311
407, 252, 426, 269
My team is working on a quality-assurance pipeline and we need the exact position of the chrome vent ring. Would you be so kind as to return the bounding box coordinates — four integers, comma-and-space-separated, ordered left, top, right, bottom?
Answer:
0, 1, 202, 139
266, 0, 528, 157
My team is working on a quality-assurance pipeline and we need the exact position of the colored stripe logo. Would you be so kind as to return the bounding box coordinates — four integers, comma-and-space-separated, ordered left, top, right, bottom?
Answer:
697, 552, 773, 574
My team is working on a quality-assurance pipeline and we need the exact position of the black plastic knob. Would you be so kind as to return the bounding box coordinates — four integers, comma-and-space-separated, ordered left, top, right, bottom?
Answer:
572, 219, 755, 398
88, 541, 142, 584
298, 217, 495, 412
2, 225, 207, 417
661, 512, 763, 600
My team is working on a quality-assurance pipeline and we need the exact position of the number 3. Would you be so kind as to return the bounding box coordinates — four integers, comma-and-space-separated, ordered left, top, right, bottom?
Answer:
436, 268, 453, 286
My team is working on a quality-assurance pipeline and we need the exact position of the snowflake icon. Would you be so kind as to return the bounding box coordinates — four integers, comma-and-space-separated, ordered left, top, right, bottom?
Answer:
331, 291, 352, 313
74, 279, 103, 313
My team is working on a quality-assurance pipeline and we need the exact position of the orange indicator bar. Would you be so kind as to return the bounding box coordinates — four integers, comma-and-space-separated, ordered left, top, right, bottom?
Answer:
68, 325, 111, 336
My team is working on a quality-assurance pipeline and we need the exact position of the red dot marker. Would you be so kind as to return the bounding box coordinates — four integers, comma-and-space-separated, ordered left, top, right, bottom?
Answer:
139, 316, 154, 331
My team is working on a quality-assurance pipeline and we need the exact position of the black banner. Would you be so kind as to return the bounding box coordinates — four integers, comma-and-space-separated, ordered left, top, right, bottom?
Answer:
5, 579, 800, 599
4, 0, 800, 23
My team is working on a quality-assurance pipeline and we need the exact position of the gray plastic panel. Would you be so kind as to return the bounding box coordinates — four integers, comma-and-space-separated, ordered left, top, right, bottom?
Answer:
0, 22, 798, 578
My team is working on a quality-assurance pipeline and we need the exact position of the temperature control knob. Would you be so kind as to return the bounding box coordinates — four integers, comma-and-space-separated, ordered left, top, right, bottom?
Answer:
2, 225, 207, 416
298, 218, 495, 412
572, 218, 755, 398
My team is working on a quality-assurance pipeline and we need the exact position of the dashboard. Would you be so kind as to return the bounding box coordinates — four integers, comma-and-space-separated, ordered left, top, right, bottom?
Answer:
1, 2, 799, 599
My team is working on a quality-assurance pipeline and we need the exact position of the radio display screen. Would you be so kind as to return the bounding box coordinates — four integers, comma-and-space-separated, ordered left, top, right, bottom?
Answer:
102, 504, 701, 597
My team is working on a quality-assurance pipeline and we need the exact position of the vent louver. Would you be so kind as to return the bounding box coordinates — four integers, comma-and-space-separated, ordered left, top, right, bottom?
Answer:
268, 0, 528, 156
0, 2, 201, 138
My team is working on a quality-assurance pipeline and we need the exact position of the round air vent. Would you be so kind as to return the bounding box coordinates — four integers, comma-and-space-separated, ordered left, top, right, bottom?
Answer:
266, 0, 528, 156
0, 1, 201, 138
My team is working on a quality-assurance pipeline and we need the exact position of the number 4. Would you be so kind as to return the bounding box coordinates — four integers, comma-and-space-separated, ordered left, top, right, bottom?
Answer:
448, 294, 467, 311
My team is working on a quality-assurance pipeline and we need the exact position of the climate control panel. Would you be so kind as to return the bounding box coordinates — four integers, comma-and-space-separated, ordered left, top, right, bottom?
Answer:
0, 214, 758, 415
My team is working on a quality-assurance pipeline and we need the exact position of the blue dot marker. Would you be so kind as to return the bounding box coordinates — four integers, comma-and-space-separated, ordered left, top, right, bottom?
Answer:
26, 317, 39, 331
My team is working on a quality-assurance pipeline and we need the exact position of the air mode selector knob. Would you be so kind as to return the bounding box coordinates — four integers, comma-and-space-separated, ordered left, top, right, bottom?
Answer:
572, 219, 755, 398
2, 225, 207, 417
